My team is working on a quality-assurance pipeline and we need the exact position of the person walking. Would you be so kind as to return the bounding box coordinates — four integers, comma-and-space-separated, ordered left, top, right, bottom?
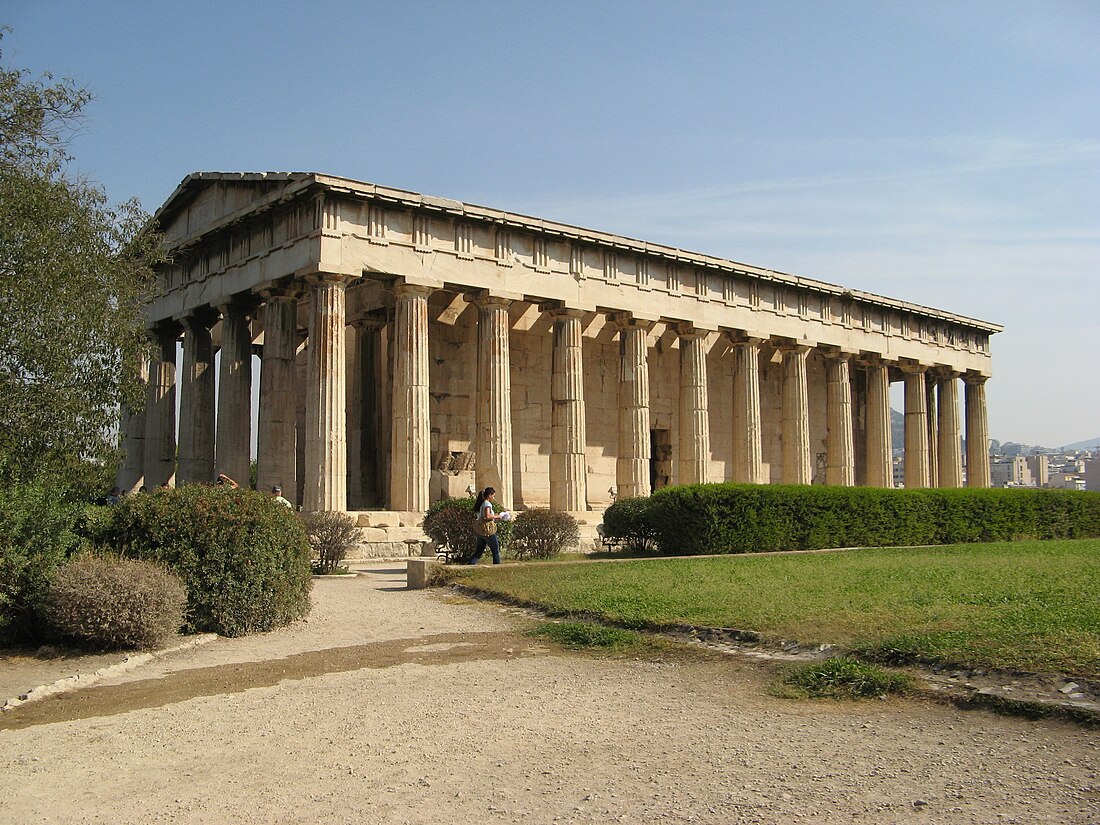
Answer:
470, 486, 506, 565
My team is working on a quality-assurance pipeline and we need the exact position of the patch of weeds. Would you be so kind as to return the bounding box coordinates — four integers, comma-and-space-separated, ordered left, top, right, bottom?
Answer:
527, 621, 640, 650
312, 565, 353, 576
778, 657, 914, 700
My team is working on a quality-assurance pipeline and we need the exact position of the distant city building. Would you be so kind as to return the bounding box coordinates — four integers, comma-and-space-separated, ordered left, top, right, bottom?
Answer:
1025, 454, 1049, 487
1048, 472, 1086, 491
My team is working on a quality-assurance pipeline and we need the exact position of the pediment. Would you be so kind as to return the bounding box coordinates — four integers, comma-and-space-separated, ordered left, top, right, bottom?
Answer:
155, 173, 313, 248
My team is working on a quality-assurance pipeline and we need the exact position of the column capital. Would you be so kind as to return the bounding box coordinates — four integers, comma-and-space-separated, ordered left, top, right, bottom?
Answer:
964, 370, 989, 386
540, 301, 586, 320
149, 319, 183, 345
305, 272, 354, 289
898, 358, 929, 375
774, 338, 812, 355
673, 321, 711, 340
609, 312, 655, 332
818, 345, 857, 362
181, 306, 219, 331
259, 279, 306, 302
467, 291, 514, 310
392, 281, 436, 300
349, 312, 387, 332
928, 366, 961, 381
217, 293, 261, 317
726, 330, 766, 347
856, 351, 895, 368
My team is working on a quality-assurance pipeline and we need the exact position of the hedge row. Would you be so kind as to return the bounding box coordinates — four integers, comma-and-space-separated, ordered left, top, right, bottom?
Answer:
604, 485, 1100, 555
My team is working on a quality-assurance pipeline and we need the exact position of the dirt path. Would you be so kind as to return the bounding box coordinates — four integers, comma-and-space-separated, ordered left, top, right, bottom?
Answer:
1, 565, 1098, 824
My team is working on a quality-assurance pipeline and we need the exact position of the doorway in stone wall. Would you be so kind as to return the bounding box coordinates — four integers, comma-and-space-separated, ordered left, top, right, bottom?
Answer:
650, 429, 672, 492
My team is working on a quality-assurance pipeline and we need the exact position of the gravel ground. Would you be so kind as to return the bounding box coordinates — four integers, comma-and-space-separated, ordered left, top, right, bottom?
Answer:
1, 565, 1098, 824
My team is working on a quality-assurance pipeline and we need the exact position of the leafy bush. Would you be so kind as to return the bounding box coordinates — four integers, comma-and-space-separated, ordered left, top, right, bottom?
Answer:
44, 553, 186, 649
601, 497, 660, 553
0, 474, 83, 643
302, 510, 359, 574
781, 658, 914, 700
422, 497, 514, 563
635, 484, 1100, 555
510, 508, 579, 560
104, 485, 311, 636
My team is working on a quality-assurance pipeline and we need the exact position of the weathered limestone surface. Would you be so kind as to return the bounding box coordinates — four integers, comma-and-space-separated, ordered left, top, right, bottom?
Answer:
864, 358, 893, 489
116, 354, 148, 493
144, 322, 180, 489
966, 374, 991, 488
677, 325, 710, 485
216, 300, 253, 485
903, 366, 930, 489
824, 352, 854, 487
729, 335, 764, 484
548, 307, 587, 512
257, 291, 300, 497
615, 315, 652, 498
177, 310, 217, 486
304, 274, 349, 512
781, 344, 811, 485
390, 283, 433, 512
474, 295, 513, 508
938, 371, 963, 488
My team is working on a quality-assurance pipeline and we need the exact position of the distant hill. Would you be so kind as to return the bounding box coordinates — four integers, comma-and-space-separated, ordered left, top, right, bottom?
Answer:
1062, 437, 1100, 451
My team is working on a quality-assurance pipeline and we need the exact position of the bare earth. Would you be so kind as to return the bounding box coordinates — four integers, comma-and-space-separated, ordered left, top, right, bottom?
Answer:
1, 565, 1098, 824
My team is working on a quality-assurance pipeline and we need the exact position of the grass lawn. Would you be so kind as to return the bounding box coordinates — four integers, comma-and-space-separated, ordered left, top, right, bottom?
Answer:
453, 539, 1100, 678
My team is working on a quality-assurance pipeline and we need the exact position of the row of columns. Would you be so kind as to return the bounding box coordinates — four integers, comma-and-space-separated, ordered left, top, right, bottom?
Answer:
123, 277, 993, 510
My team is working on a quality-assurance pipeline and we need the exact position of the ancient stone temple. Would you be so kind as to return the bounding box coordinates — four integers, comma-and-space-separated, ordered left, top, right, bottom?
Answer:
117, 172, 1000, 539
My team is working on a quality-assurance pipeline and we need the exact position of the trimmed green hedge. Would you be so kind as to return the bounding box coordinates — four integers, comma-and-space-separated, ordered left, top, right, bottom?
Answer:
104, 485, 312, 636
603, 485, 1100, 555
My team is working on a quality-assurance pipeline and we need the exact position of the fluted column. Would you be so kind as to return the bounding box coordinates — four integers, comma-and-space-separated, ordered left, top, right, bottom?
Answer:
257, 288, 301, 498
177, 309, 218, 486
144, 322, 180, 488
474, 295, 514, 508
116, 353, 148, 493
676, 324, 710, 485
614, 315, 653, 499
729, 333, 765, 484
965, 373, 991, 488
780, 343, 812, 485
824, 351, 855, 487
863, 357, 893, 488
390, 283, 434, 512
926, 376, 940, 488
348, 315, 386, 509
547, 306, 587, 511
216, 299, 254, 485
304, 274, 350, 512
938, 371, 963, 488
902, 364, 930, 489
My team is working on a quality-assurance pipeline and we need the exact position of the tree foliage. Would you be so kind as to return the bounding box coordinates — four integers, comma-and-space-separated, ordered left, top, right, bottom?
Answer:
0, 30, 162, 482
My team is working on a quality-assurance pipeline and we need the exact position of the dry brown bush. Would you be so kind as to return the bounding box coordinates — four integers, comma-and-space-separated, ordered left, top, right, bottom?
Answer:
44, 554, 187, 649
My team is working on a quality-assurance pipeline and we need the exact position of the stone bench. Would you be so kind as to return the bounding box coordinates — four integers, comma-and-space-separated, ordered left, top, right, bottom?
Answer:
406, 558, 442, 589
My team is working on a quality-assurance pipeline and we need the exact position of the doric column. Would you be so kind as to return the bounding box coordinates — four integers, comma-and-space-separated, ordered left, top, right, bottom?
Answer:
862, 356, 893, 488
965, 373, 991, 488
926, 375, 939, 488
390, 283, 434, 512
348, 315, 386, 509
216, 299, 255, 486
474, 294, 514, 508
116, 353, 148, 493
144, 321, 180, 488
729, 333, 765, 484
304, 274, 351, 512
546, 305, 587, 511
614, 314, 653, 499
676, 324, 710, 485
824, 350, 855, 487
902, 364, 930, 489
177, 309, 218, 486
937, 370, 963, 488
780, 343, 812, 485
257, 288, 301, 498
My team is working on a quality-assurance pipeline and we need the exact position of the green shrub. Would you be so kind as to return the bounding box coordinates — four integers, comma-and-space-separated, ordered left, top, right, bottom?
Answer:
637, 484, 1100, 555
302, 510, 359, 574
781, 657, 914, 699
44, 553, 186, 649
422, 497, 513, 563
0, 474, 83, 643
510, 508, 579, 560
601, 497, 660, 553
104, 485, 311, 636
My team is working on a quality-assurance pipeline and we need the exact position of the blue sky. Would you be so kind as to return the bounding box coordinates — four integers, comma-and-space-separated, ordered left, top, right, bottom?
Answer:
6, 1, 1098, 448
